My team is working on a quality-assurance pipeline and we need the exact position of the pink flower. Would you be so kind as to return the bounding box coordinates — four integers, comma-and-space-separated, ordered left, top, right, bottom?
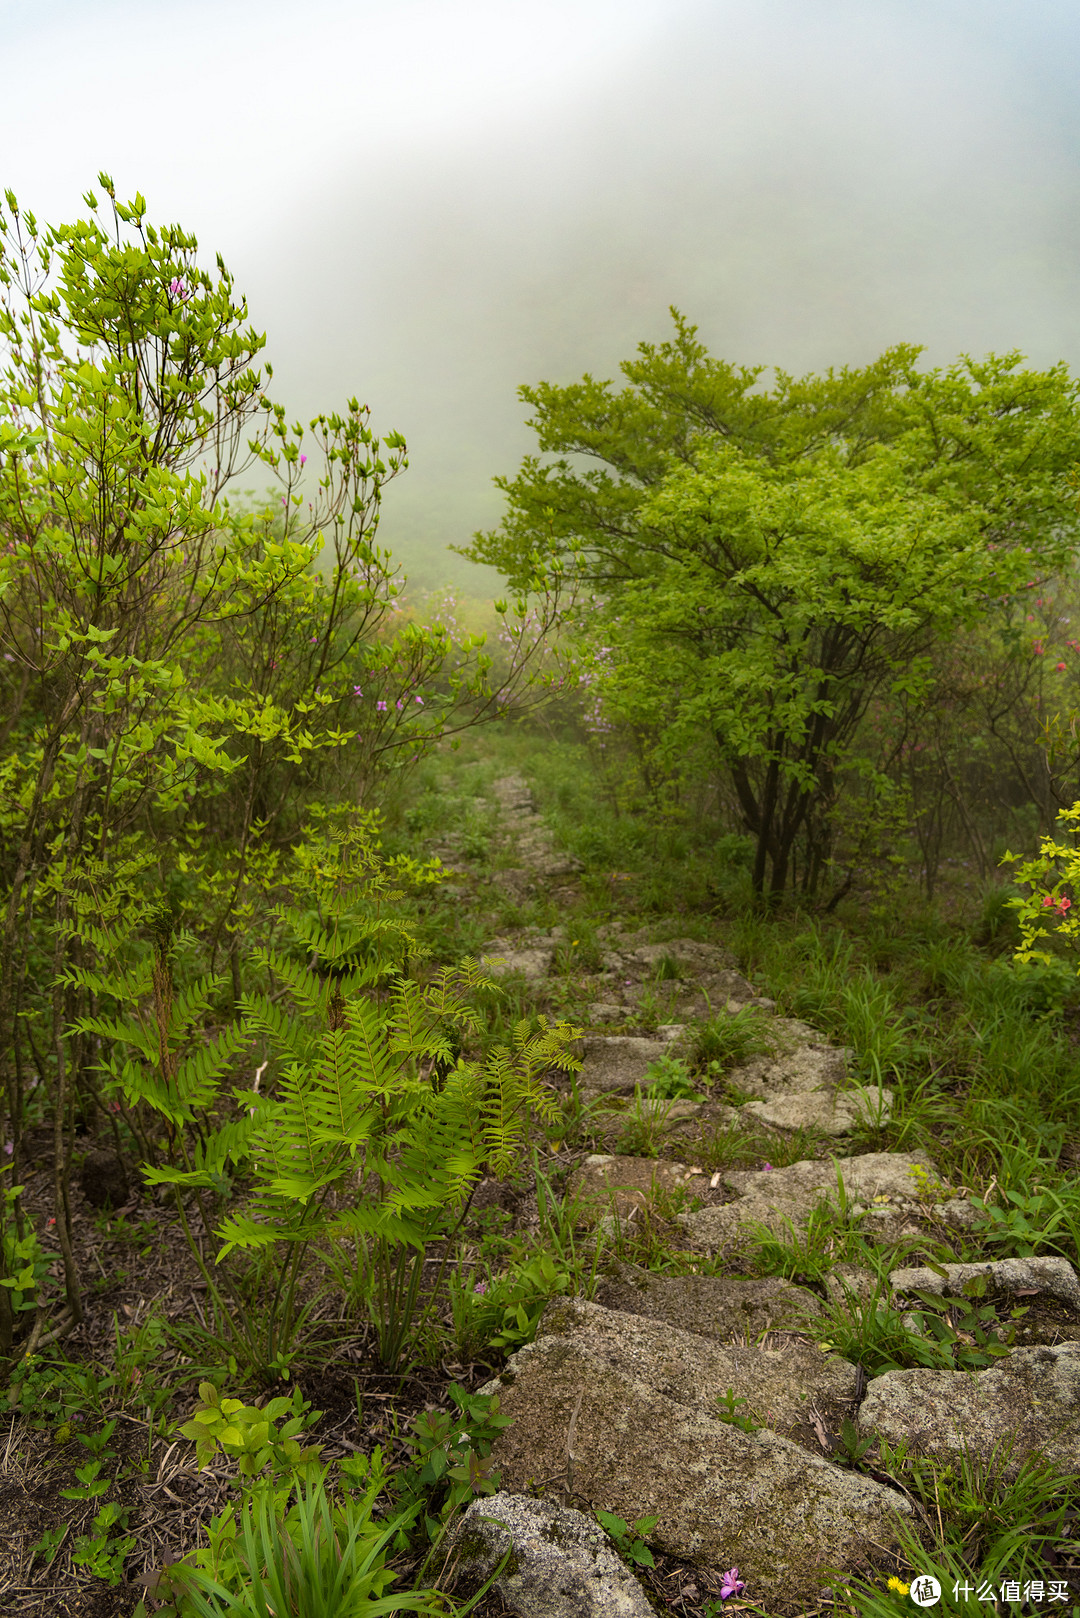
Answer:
376, 700, 387, 712
415, 694, 424, 704
1033, 641, 1045, 655
1057, 662, 1067, 672
168, 276, 191, 301
1059, 897, 1073, 915
299, 454, 307, 467
353, 685, 363, 696
1043, 895, 1057, 908
719, 1568, 745, 1600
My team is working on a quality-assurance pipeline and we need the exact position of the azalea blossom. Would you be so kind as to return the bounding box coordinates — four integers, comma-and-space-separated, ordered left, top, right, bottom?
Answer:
719, 1567, 745, 1600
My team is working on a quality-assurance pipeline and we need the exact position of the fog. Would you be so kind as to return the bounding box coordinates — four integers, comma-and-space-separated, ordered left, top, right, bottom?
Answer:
5, 0, 1080, 592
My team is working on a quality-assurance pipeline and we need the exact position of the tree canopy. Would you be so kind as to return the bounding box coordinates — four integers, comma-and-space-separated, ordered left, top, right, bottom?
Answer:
463, 313, 1080, 898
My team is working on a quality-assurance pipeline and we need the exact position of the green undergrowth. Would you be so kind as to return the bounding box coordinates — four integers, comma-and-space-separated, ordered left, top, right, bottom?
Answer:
405, 728, 1080, 1612
5, 722, 1080, 1615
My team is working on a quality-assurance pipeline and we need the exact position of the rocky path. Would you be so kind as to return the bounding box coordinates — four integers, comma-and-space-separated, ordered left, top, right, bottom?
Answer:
430, 775, 1080, 1616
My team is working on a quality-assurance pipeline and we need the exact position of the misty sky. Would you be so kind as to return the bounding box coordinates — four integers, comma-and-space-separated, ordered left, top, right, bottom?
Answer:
5, 0, 1080, 593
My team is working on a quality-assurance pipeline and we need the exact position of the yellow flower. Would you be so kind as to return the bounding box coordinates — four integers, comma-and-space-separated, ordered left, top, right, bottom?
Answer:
887, 1577, 910, 1596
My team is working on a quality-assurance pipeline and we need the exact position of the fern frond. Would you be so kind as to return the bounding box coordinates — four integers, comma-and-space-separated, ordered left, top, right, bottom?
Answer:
304, 1022, 386, 1147
387, 980, 454, 1063
191, 1112, 259, 1174
141, 1164, 220, 1189
67, 1010, 158, 1065
245, 947, 332, 1022
215, 1212, 290, 1258
338, 996, 394, 1099
114, 1056, 189, 1126
171, 1022, 252, 1114
57, 960, 153, 1002
166, 972, 225, 1040
253, 1059, 323, 1184
330, 1203, 427, 1249
238, 992, 319, 1066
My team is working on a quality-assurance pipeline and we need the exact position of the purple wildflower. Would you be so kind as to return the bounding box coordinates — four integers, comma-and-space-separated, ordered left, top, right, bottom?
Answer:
719, 1568, 745, 1600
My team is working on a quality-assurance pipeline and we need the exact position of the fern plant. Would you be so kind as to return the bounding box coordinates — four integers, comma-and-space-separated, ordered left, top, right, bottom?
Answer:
58, 855, 259, 1341
66, 818, 579, 1376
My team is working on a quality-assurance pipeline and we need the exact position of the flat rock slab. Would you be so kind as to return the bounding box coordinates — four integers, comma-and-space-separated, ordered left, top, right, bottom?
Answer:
890, 1256, 1080, 1315
858, 1344, 1080, 1473
622, 939, 739, 977
741, 1085, 893, 1137
889, 1256, 1080, 1348
453, 1492, 654, 1618
522, 1297, 857, 1436
484, 1317, 910, 1611
568, 1156, 694, 1223
824, 1265, 880, 1307
492, 775, 535, 814
679, 1151, 937, 1253
490, 869, 534, 901
588, 1002, 627, 1024
594, 1260, 824, 1341
659, 972, 764, 1021
736, 1047, 849, 1097
578, 1036, 668, 1097
481, 948, 553, 982
762, 1016, 827, 1050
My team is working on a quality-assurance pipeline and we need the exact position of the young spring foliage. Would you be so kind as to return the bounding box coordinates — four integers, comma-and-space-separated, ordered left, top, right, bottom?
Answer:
65, 818, 579, 1373
1005, 800, 1080, 968
0, 179, 567, 1345
465, 313, 1080, 897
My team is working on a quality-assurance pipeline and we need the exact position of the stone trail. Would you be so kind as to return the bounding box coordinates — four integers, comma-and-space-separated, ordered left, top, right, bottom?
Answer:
430, 773, 1080, 1616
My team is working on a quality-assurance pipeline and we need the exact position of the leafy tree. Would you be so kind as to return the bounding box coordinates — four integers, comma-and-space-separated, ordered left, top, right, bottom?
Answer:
0, 179, 556, 1345
464, 312, 1080, 899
